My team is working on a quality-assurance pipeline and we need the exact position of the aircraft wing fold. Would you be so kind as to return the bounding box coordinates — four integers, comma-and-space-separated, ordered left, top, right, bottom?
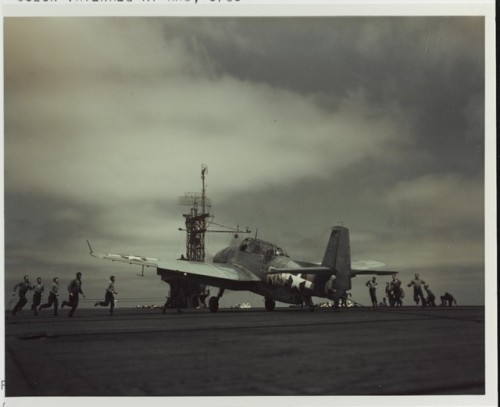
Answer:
89, 251, 160, 268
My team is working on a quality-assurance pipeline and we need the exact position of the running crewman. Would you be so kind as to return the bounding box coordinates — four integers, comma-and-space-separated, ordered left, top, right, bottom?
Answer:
39, 277, 60, 316
424, 284, 436, 307
95, 275, 118, 315
31, 277, 45, 316
61, 272, 85, 317
407, 273, 426, 307
12, 275, 32, 315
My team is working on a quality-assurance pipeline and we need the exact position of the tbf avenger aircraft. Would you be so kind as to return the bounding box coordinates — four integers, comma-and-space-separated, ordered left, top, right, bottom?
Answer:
89, 225, 396, 311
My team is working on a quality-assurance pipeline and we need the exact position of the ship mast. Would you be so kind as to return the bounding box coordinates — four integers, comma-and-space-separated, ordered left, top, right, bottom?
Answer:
178, 164, 251, 261
178, 164, 211, 262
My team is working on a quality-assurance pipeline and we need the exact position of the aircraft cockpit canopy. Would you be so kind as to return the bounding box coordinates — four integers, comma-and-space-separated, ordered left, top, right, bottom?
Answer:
239, 238, 288, 257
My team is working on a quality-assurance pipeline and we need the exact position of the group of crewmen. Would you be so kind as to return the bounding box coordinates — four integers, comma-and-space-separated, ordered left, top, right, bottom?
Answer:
365, 273, 457, 308
13, 271, 458, 314
11, 272, 118, 317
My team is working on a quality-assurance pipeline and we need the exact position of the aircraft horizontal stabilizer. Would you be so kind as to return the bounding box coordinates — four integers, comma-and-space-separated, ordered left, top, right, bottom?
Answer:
351, 269, 397, 276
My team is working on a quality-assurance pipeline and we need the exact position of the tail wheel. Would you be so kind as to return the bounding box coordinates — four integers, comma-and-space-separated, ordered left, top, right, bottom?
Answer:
264, 297, 275, 311
209, 296, 219, 313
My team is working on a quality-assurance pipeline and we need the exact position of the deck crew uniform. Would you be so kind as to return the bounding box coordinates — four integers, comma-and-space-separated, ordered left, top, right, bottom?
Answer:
40, 278, 59, 315
12, 277, 32, 315
324, 275, 337, 296
407, 274, 426, 307
61, 273, 84, 317
365, 278, 378, 307
440, 292, 457, 307
390, 276, 403, 307
385, 282, 394, 307
424, 285, 436, 307
324, 275, 341, 308
95, 277, 117, 314
31, 280, 45, 315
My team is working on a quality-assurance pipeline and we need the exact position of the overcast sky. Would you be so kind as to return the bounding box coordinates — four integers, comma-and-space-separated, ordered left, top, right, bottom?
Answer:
3, 16, 488, 308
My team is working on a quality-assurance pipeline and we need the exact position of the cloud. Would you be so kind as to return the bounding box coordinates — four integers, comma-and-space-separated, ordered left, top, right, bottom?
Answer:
3, 17, 487, 306
5, 19, 410, 204
385, 173, 484, 232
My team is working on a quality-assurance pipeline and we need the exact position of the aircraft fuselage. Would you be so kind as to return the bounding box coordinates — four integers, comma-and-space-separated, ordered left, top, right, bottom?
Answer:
212, 237, 327, 305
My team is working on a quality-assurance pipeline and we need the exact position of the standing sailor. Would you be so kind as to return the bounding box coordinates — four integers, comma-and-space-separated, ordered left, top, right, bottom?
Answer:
365, 277, 378, 308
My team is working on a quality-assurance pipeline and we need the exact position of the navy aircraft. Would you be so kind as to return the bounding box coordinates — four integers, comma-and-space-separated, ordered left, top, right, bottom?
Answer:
88, 226, 396, 312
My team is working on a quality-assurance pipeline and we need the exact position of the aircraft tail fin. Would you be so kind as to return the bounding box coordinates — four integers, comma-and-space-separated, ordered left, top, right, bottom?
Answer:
321, 226, 352, 292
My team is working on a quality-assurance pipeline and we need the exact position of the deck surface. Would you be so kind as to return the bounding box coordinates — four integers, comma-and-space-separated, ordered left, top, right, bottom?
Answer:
4, 306, 486, 401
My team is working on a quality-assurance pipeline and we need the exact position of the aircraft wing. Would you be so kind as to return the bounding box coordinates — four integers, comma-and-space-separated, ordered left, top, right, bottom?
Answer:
156, 260, 262, 282
89, 251, 160, 268
88, 243, 261, 282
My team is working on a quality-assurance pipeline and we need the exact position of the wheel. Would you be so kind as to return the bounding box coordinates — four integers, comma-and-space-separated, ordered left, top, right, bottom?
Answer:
209, 296, 219, 313
264, 297, 275, 311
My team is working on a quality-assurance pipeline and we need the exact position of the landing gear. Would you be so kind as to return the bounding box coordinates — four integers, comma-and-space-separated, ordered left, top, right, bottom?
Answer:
264, 297, 276, 311
209, 296, 219, 313
304, 295, 315, 312
209, 288, 225, 313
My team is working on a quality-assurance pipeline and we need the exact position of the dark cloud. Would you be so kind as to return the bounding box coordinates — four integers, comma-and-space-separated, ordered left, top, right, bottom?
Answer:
175, 17, 485, 176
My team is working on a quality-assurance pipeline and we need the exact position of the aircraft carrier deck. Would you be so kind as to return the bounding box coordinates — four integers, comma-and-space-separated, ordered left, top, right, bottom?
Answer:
4, 306, 489, 403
